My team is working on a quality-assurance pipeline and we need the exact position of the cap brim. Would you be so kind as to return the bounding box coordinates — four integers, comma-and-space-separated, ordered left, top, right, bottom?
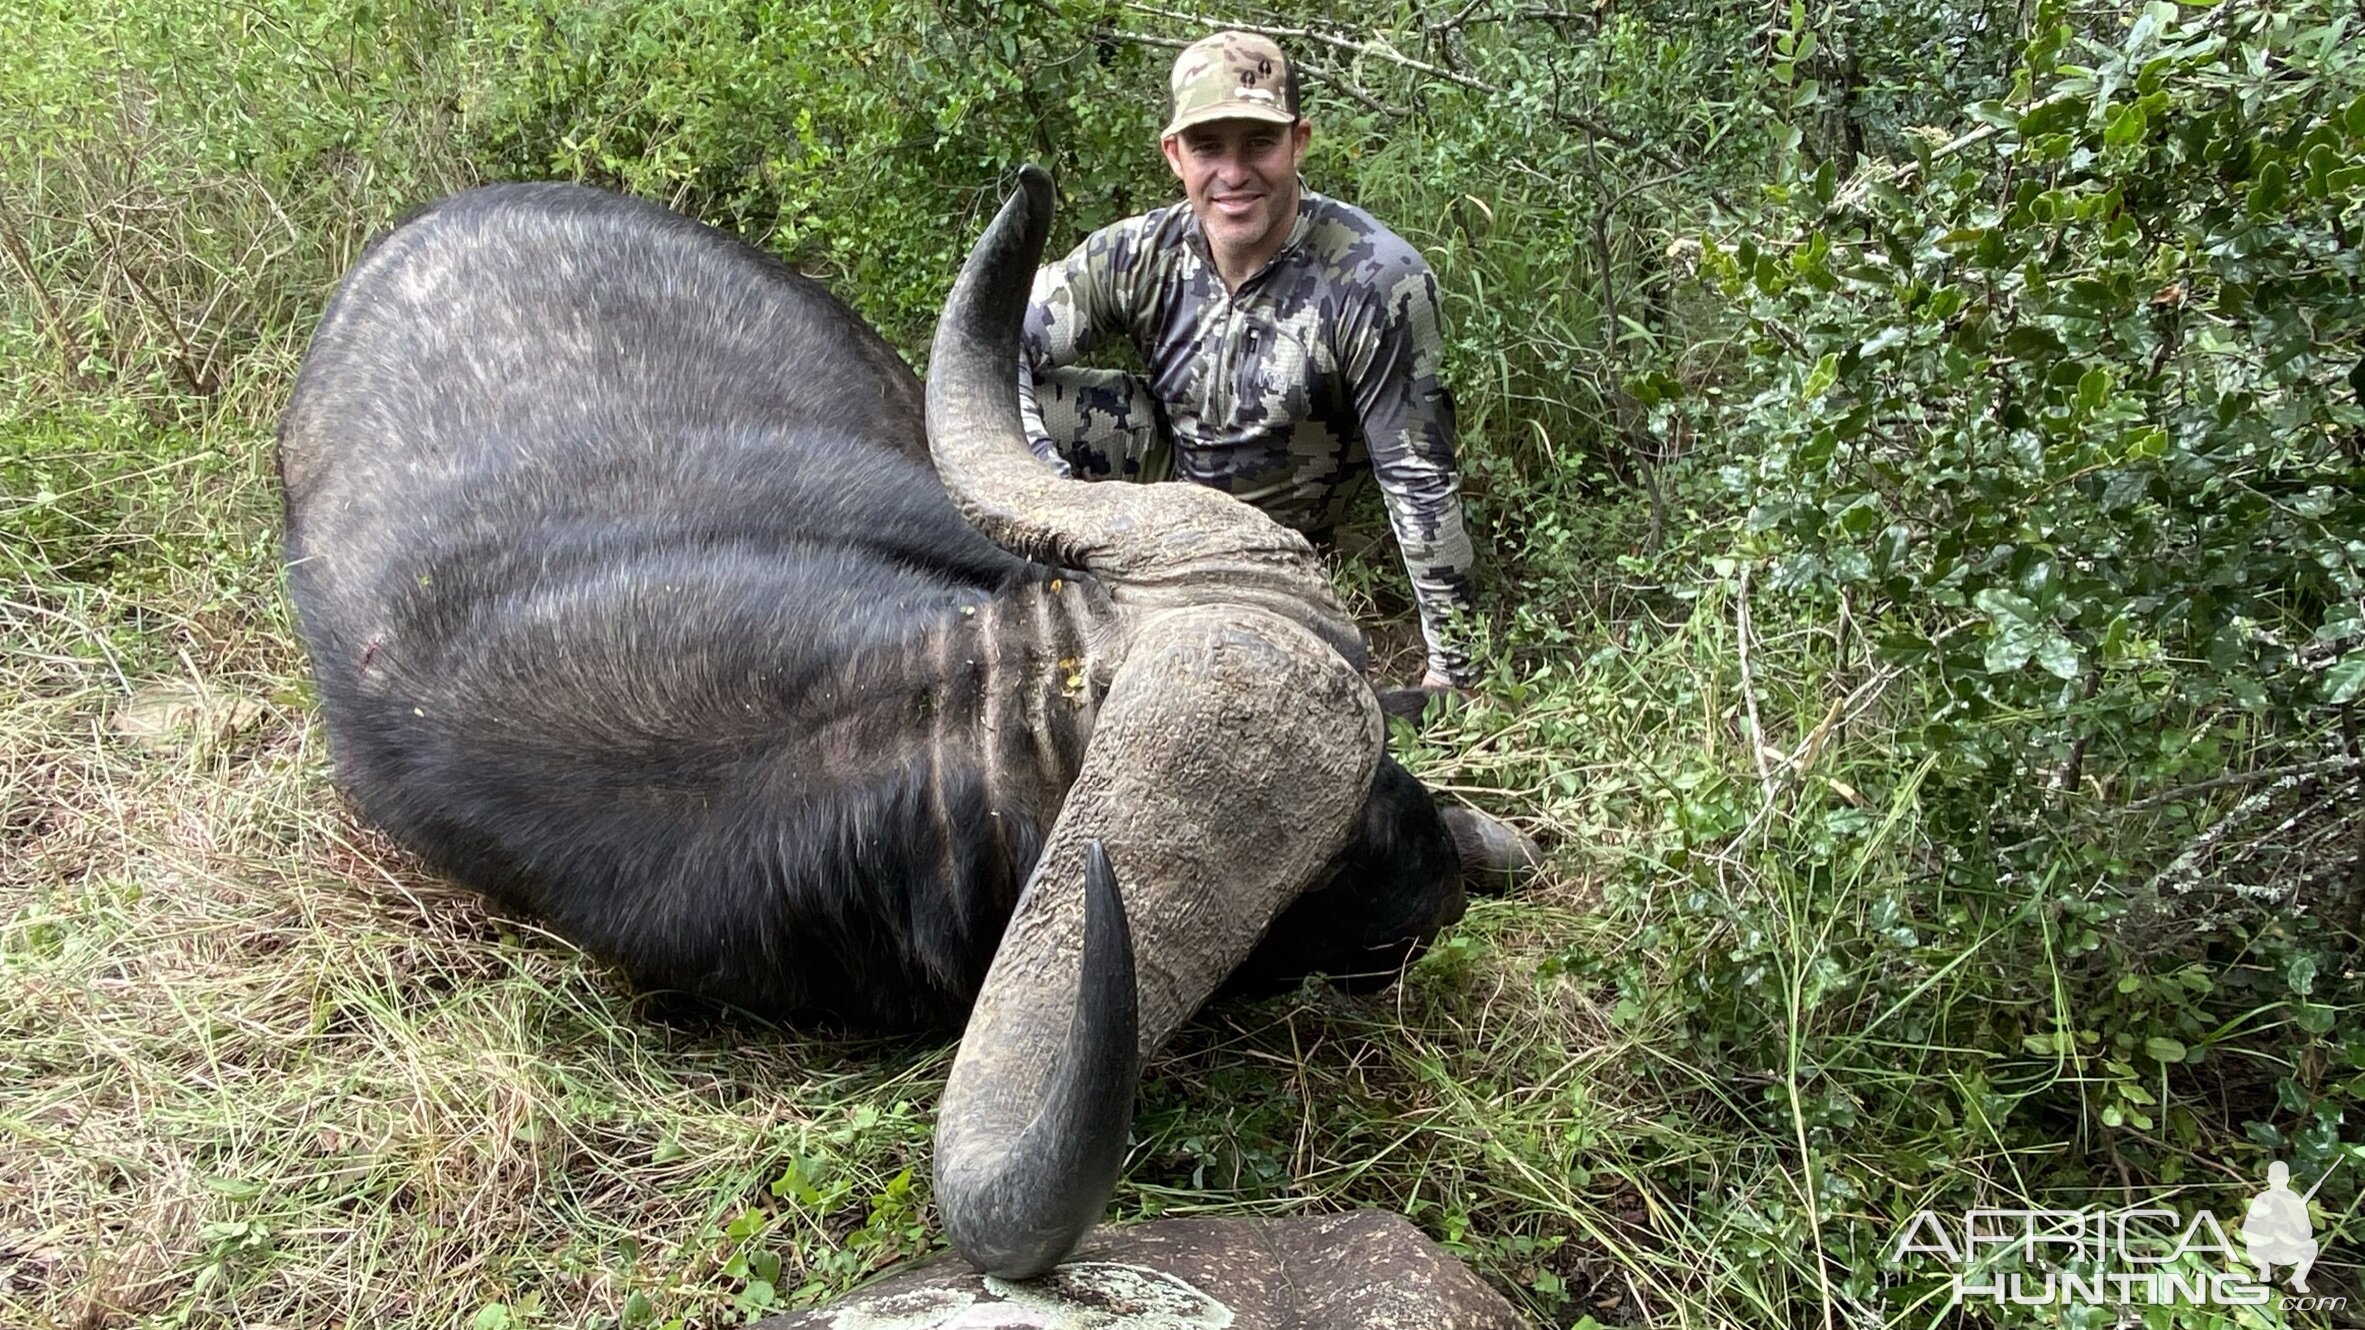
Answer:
1161, 103, 1298, 138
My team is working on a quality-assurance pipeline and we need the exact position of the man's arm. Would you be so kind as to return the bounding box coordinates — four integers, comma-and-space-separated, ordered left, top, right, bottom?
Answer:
1019, 221, 1142, 474
1345, 257, 1480, 688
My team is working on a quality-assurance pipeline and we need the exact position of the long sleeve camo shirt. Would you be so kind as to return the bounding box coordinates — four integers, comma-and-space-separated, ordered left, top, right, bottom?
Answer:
1018, 187, 1479, 685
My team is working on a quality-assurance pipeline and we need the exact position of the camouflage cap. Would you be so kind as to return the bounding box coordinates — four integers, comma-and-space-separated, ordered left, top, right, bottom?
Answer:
1163, 32, 1298, 138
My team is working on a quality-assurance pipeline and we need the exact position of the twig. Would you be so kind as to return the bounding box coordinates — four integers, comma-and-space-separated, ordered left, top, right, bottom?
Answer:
111, 253, 219, 397
1113, 30, 1407, 119
1120, 0, 1714, 189
1779, 664, 1900, 775
2147, 764, 2341, 902
1424, 0, 1493, 37
2050, 663, 2103, 800
0, 204, 95, 390
2120, 755, 2359, 811
1735, 563, 1776, 801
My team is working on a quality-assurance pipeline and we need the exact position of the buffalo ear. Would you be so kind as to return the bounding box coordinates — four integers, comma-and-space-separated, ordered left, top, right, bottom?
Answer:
1440, 807, 1542, 896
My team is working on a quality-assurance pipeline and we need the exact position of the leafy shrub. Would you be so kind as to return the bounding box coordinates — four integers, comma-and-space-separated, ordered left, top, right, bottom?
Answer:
1601, 0, 2365, 1316
448, 0, 1176, 353
1708, 0, 2362, 911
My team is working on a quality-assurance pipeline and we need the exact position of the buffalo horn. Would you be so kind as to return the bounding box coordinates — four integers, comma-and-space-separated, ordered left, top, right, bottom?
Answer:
934, 840, 1139, 1277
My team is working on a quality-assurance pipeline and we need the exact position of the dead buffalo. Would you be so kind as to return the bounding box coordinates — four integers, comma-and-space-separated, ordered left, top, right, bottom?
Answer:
278, 167, 1532, 1277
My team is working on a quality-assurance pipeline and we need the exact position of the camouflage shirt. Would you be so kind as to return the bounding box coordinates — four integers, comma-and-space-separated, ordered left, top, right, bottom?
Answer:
1018, 187, 1478, 684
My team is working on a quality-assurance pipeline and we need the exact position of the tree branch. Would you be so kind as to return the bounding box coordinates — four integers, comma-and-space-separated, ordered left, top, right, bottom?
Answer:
1119, 0, 1699, 180
1112, 29, 1407, 119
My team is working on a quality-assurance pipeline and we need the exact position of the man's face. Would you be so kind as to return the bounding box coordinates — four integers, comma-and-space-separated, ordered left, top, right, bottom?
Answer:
1160, 116, 1313, 269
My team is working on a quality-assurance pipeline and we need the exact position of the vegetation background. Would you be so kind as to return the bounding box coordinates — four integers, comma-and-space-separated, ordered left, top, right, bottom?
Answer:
3, 0, 2360, 1325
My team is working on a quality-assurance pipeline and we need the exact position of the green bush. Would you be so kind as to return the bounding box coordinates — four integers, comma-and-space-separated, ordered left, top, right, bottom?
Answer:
1593, 0, 2365, 1316
1706, 0, 2362, 932
448, 0, 1175, 352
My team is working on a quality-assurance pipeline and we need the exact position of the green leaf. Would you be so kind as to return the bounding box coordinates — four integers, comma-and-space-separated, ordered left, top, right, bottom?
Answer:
1859, 326, 1908, 358
2287, 955, 2318, 997
2035, 632, 2083, 681
1801, 352, 1838, 400
472, 1306, 513, 1330
2019, 94, 2086, 138
1970, 100, 2020, 130
2003, 325, 2066, 359
1977, 588, 2047, 674
2324, 655, 2365, 706
2247, 161, 2289, 214
2125, 2, 2170, 55
2104, 102, 2147, 147
2348, 92, 2365, 138
1975, 588, 2041, 626
2078, 366, 2111, 411
2144, 1036, 2188, 1063
2306, 143, 2339, 197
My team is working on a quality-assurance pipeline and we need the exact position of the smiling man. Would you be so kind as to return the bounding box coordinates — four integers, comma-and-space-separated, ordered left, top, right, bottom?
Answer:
1018, 31, 1479, 690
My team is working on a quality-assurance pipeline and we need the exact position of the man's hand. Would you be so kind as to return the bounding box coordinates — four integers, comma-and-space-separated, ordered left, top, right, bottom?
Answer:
1379, 669, 1470, 723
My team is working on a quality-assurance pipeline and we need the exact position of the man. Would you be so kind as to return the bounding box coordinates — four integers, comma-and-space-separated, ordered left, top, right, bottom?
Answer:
1019, 31, 1479, 690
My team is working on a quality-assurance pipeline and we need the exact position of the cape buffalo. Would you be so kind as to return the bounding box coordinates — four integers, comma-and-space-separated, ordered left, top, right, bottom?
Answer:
279, 167, 1533, 1277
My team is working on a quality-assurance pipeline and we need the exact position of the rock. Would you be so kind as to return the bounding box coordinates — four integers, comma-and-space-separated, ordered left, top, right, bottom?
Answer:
751, 1212, 1526, 1330
109, 681, 268, 756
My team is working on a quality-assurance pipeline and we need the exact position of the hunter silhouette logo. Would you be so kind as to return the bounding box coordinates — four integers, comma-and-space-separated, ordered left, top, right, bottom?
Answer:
2240, 1160, 2329, 1292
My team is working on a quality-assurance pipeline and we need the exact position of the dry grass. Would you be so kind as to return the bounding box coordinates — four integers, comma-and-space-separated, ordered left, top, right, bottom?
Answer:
0, 396, 901, 1325
4, 559, 949, 1326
